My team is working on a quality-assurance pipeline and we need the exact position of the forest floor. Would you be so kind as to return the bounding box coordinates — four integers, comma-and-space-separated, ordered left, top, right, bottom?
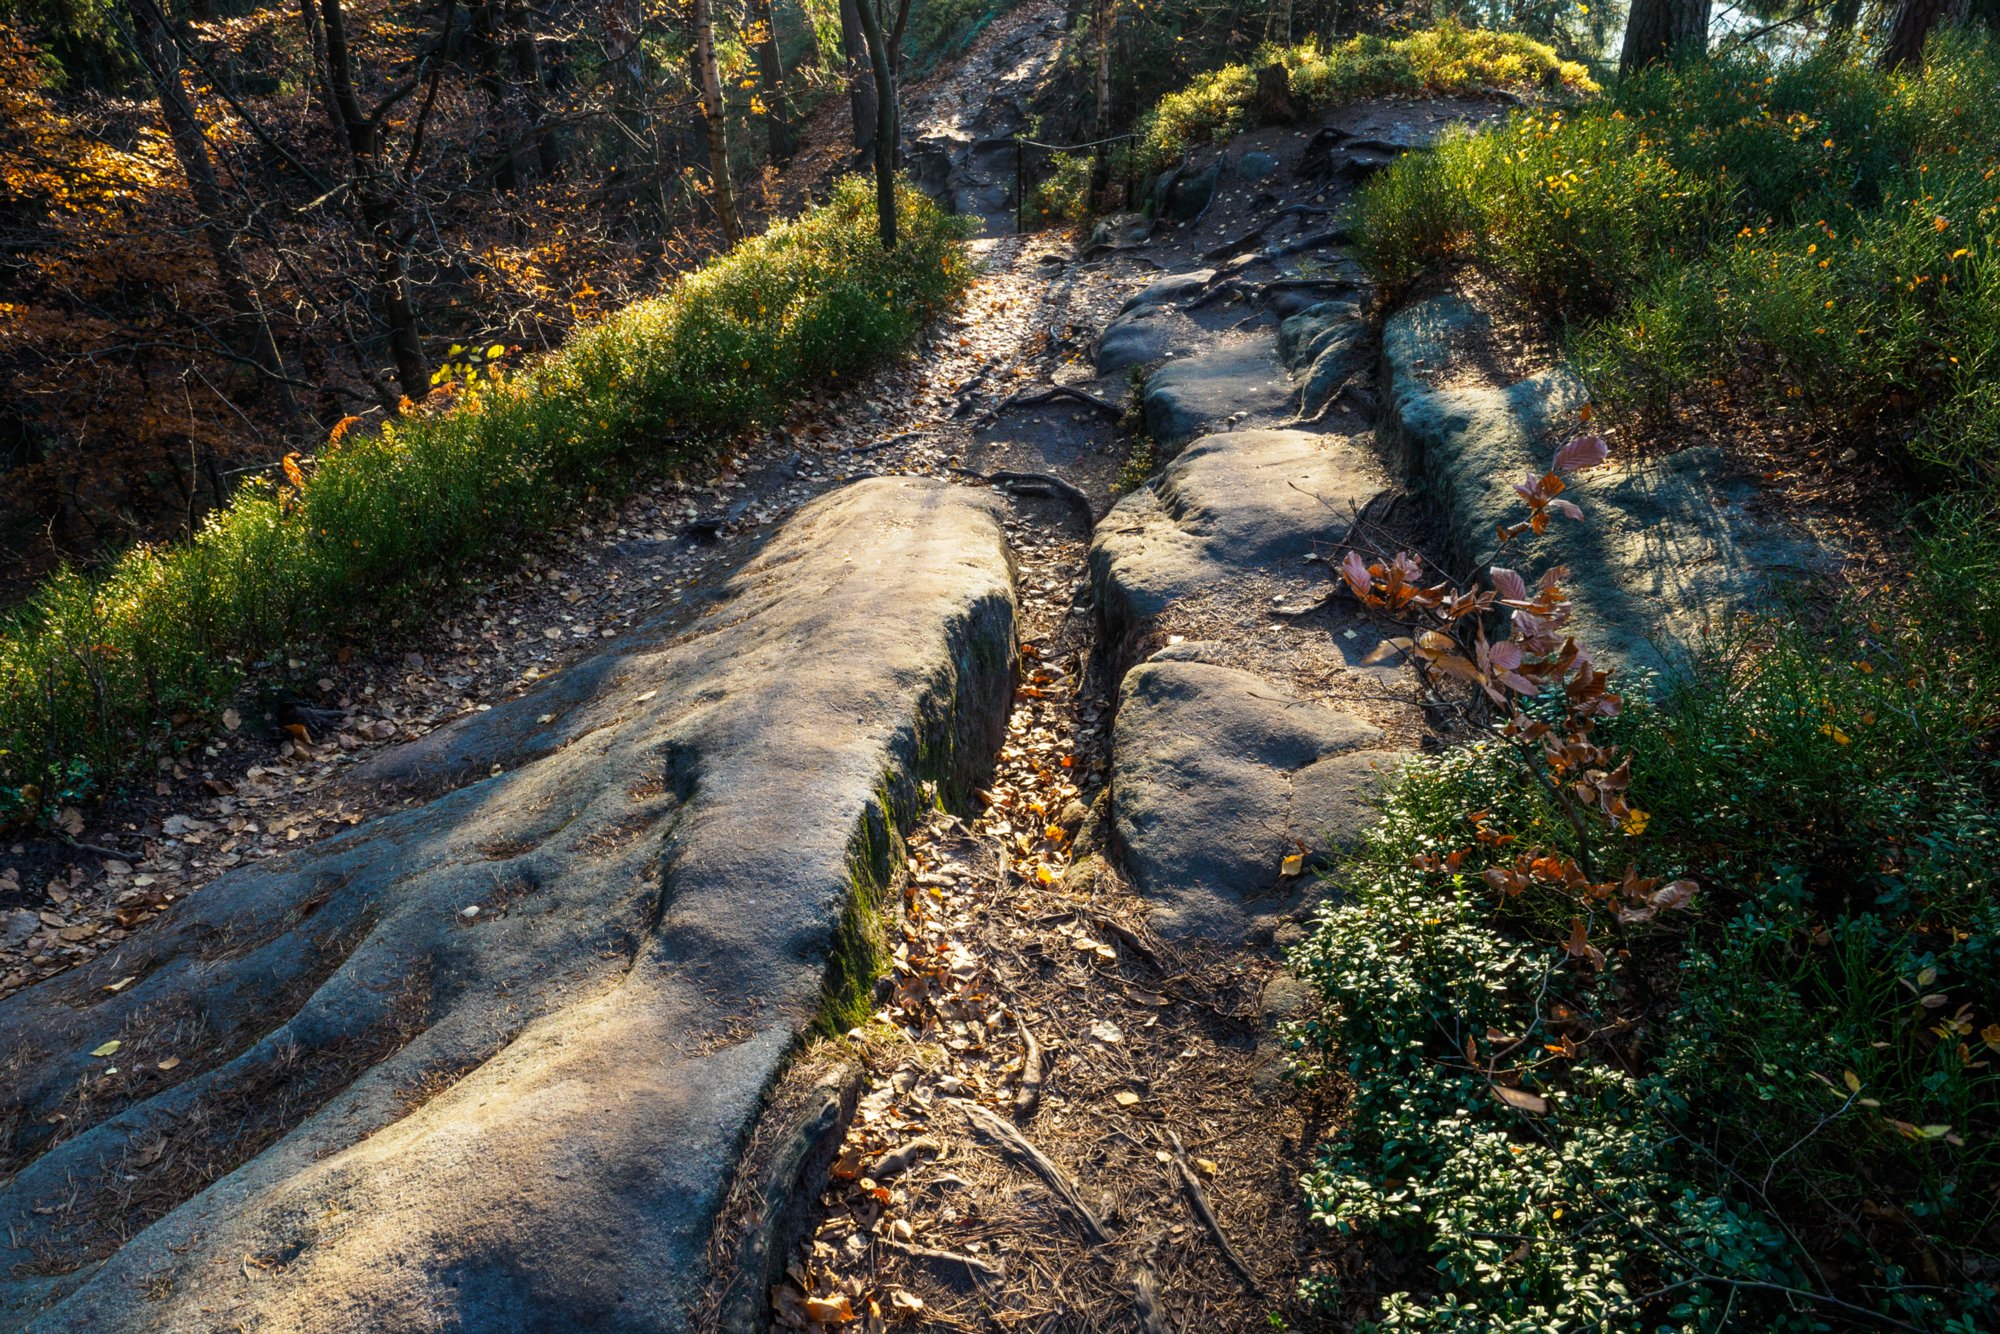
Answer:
3, 7, 1511, 1329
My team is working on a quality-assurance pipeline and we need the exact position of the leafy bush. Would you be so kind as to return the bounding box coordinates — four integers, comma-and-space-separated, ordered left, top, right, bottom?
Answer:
0, 178, 972, 826
1029, 149, 1094, 227
1357, 39, 2000, 475
1136, 23, 1595, 176
1296, 465, 2000, 1328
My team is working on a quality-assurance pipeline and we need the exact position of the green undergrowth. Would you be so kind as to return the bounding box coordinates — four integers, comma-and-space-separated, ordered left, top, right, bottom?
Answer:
1136, 23, 1596, 178
1357, 39, 2000, 481
1291, 501, 2000, 1328
0, 178, 973, 826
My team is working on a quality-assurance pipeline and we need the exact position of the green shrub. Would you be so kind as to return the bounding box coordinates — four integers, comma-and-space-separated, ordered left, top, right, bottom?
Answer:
1292, 481, 2000, 1328
0, 178, 973, 826
1293, 714, 2000, 1329
1028, 149, 1093, 227
1136, 23, 1596, 176
1358, 39, 2000, 475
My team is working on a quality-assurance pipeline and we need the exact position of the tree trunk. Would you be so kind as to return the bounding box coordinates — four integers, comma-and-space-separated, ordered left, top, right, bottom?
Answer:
469, 0, 519, 192
603, 0, 655, 208
126, 0, 298, 418
839, 0, 878, 160
505, 0, 561, 179
1877, 0, 1968, 70
1618, 0, 1708, 75
746, 0, 795, 161
1092, 0, 1112, 136
309, 0, 430, 401
691, 0, 742, 242
1264, 0, 1293, 44
850, 0, 898, 248
1825, 0, 1863, 39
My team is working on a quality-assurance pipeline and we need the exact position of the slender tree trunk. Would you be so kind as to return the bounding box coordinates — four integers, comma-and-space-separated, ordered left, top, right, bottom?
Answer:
469, 0, 519, 191
892, 0, 916, 170
505, 0, 561, 179
1618, 0, 1708, 75
1093, 0, 1113, 135
1878, 0, 1967, 70
746, 0, 795, 161
691, 0, 742, 241
1264, 0, 1293, 43
126, 0, 298, 419
839, 0, 878, 160
603, 0, 654, 208
850, 0, 898, 247
310, 0, 430, 400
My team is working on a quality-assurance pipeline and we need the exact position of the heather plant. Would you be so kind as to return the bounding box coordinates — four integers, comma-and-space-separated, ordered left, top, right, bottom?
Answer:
0, 179, 972, 826
1357, 40, 2000, 476
1298, 435, 2000, 1328
1136, 23, 1595, 177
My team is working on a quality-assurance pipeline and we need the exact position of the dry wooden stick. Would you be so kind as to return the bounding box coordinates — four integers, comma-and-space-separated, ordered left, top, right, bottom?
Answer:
1131, 1232, 1169, 1333
871, 1136, 941, 1179
1167, 1129, 1257, 1291
952, 1099, 1112, 1245
1093, 913, 1163, 973
1012, 1012, 1046, 1123
877, 1235, 1005, 1289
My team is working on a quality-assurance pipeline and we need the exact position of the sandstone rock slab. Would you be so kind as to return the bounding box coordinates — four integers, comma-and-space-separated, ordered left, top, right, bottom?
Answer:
1141, 339, 1294, 444
1383, 293, 1833, 676
1118, 268, 1216, 315
1095, 303, 1201, 374
1091, 428, 1383, 654
1111, 661, 1386, 943
0, 477, 1016, 1334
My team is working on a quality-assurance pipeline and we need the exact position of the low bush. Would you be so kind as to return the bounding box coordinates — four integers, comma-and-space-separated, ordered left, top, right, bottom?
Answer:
1029, 150, 1094, 227
1295, 459, 2000, 1327
0, 178, 973, 825
1357, 39, 2000, 476
1136, 23, 1595, 177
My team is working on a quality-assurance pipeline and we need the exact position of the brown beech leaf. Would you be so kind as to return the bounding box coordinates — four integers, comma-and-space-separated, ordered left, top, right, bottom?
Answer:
1553, 433, 1609, 473
1495, 1085, 1549, 1114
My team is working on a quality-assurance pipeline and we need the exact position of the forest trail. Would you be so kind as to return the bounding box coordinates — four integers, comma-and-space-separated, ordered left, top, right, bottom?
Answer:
2, 10, 1563, 1330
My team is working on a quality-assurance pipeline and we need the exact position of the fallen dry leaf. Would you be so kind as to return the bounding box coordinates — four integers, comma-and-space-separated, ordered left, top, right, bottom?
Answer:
1495, 1085, 1549, 1114
800, 1293, 856, 1323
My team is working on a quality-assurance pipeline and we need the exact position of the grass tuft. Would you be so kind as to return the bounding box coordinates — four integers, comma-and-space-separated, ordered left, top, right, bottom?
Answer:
0, 178, 973, 825
1357, 39, 2000, 478
1136, 22, 1595, 177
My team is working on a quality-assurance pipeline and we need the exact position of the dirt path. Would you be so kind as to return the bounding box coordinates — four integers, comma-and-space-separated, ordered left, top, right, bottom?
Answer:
0, 0, 1133, 1004
2, 13, 1511, 1329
